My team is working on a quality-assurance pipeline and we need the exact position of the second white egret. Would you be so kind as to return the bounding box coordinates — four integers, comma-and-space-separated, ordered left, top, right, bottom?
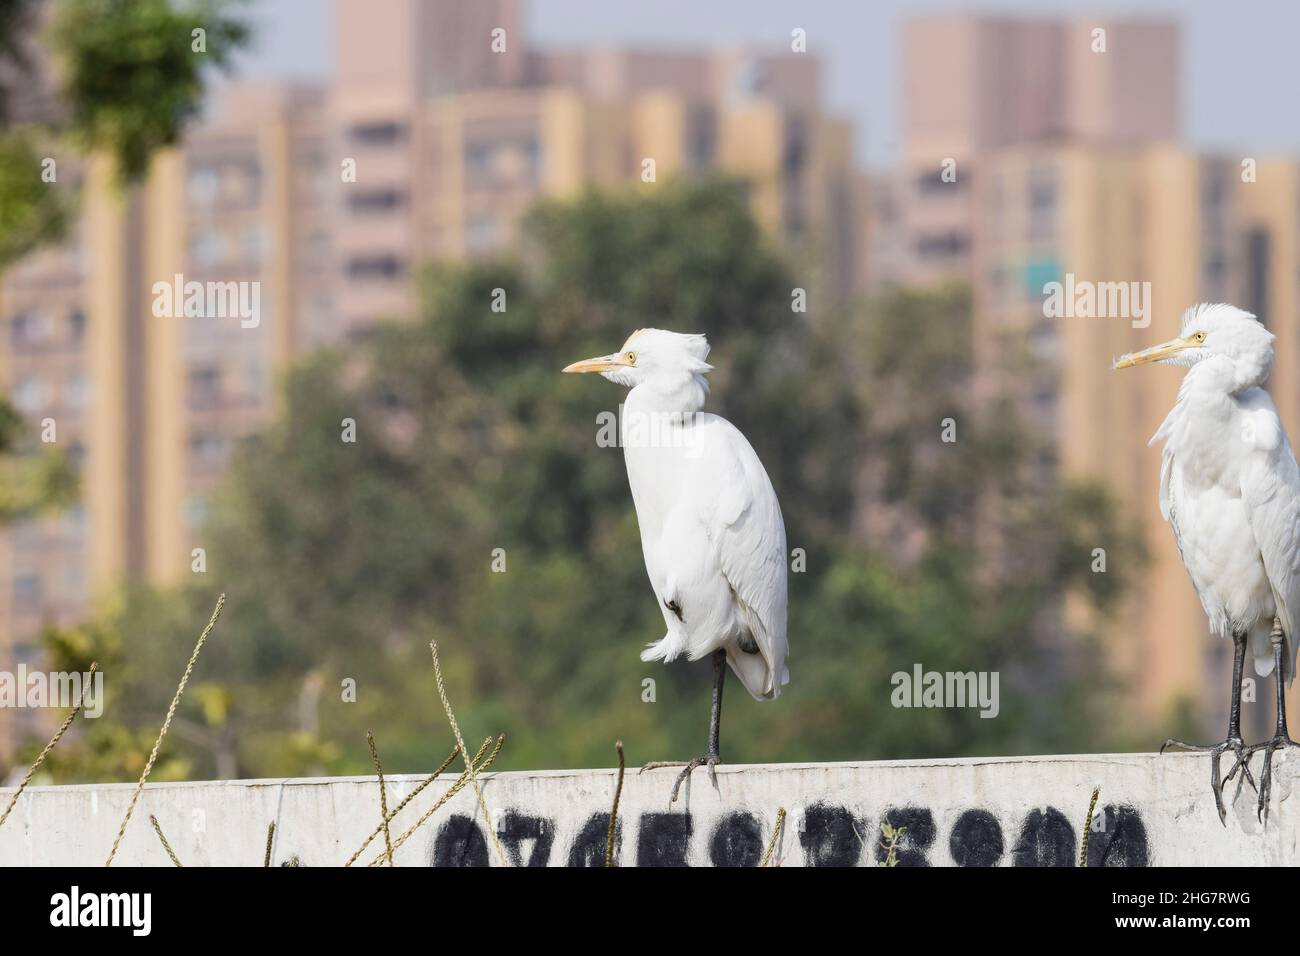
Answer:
1116, 303, 1300, 822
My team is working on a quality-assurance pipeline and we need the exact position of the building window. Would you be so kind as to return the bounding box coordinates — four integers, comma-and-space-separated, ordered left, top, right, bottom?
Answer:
11, 309, 52, 347
986, 173, 1004, 212
1202, 170, 1227, 210
1028, 166, 1058, 242
465, 213, 502, 254
346, 255, 404, 280
914, 232, 970, 258
1029, 169, 1057, 208
986, 266, 1005, 306
348, 189, 405, 214
1245, 228, 1270, 325
465, 139, 541, 188
13, 574, 41, 613
188, 365, 221, 407
241, 223, 268, 263
1202, 249, 1227, 291
189, 229, 222, 267
63, 504, 86, 536
466, 141, 494, 180
1023, 256, 1063, 299
12, 375, 46, 413
306, 229, 330, 265
687, 109, 716, 170
245, 361, 267, 397
63, 373, 89, 410
521, 139, 541, 181
184, 497, 209, 529
915, 168, 965, 193
1030, 385, 1059, 436
187, 165, 220, 204
349, 122, 406, 146
1028, 319, 1058, 360
782, 124, 807, 178
228, 161, 262, 205
189, 432, 227, 469
62, 566, 86, 601
68, 309, 86, 341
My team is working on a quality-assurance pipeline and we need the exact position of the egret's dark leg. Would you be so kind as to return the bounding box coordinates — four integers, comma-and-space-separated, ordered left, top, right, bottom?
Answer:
1245, 619, 1300, 823
641, 649, 726, 804
706, 646, 725, 762
1161, 629, 1256, 824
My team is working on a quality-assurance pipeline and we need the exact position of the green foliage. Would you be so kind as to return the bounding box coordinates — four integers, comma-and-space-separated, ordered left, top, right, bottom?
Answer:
51, 0, 249, 181
25, 600, 191, 783
879, 821, 905, 867
0, 129, 72, 270
1, 3, 254, 783
22, 178, 1147, 782
0, 0, 250, 266
0, 397, 78, 522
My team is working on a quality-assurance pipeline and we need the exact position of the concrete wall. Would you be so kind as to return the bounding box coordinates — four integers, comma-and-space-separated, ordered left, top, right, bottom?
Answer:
1, 751, 1295, 866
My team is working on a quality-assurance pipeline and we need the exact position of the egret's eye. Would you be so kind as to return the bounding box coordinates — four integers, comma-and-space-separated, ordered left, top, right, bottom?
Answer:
626, 351, 637, 364
1192, 332, 1207, 344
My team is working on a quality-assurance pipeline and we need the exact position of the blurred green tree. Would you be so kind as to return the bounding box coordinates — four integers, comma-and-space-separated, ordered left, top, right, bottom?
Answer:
0, 0, 249, 778
31, 177, 1147, 780
52, 0, 250, 183
0, 0, 249, 266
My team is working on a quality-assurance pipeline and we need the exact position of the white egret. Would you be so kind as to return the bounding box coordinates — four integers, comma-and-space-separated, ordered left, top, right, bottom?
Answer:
564, 329, 790, 802
1116, 303, 1300, 822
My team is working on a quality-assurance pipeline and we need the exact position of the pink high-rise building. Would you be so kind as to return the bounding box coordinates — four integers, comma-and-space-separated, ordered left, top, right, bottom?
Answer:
868, 15, 1179, 291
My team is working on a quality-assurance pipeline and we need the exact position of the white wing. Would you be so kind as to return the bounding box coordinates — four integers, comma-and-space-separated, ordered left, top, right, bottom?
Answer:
1240, 399, 1300, 684
1152, 379, 1187, 526
706, 416, 790, 700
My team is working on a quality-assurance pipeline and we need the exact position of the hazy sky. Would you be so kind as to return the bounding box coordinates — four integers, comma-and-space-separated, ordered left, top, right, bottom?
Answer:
233, 0, 1300, 168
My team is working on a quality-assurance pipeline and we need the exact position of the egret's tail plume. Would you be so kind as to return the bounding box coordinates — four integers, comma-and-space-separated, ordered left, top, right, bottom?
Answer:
640, 635, 678, 663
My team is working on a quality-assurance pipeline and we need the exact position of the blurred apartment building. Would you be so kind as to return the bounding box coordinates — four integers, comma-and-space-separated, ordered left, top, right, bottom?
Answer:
0, 0, 858, 758
866, 15, 1179, 289
331, 0, 857, 332
868, 15, 1300, 731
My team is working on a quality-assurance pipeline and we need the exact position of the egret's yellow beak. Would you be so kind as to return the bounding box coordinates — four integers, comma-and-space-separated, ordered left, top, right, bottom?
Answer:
562, 353, 627, 374
1113, 337, 1194, 370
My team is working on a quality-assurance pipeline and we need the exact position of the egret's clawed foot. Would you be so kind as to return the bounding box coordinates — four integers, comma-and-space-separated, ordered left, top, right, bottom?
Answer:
640, 754, 720, 804
1161, 736, 1257, 824
1245, 735, 1300, 824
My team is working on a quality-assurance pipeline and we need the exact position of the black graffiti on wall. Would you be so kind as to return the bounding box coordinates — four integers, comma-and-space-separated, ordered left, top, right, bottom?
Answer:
428, 802, 1148, 867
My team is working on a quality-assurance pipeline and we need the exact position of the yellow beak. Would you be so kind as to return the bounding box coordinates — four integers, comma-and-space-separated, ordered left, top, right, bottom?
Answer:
562, 353, 626, 374
1113, 337, 1194, 370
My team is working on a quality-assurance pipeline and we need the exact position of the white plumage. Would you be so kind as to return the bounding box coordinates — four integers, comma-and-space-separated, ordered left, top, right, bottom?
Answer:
1117, 302, 1300, 820
626, 376, 790, 700
564, 328, 789, 799
565, 329, 789, 700
1140, 304, 1299, 681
